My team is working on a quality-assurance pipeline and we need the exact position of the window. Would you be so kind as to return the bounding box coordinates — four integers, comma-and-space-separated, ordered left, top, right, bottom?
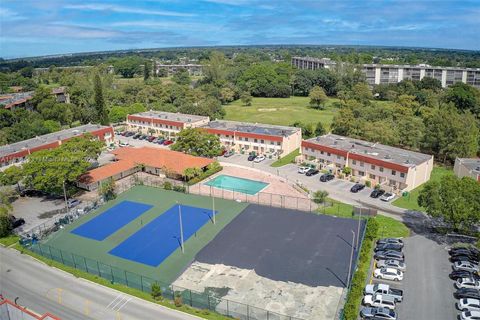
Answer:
352, 160, 357, 165
320, 151, 324, 155
359, 171, 365, 176
277, 142, 281, 146
254, 139, 258, 143
360, 161, 364, 167
261, 140, 264, 143
245, 138, 249, 142
337, 155, 341, 160
380, 167, 384, 172
392, 170, 396, 176
369, 174, 376, 179
400, 172, 405, 178
327, 152, 331, 156
371, 165, 375, 170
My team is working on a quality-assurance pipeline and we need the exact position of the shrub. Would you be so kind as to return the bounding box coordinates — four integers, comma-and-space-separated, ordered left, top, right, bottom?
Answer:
173, 185, 186, 193
174, 292, 183, 307
365, 180, 371, 188
151, 283, 163, 301
313, 190, 329, 204
163, 181, 172, 190
187, 163, 223, 186
342, 166, 352, 176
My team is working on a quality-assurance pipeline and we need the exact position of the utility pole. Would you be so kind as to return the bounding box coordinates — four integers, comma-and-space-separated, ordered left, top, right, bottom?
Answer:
63, 180, 68, 212
347, 230, 356, 289
212, 196, 216, 225
177, 201, 184, 253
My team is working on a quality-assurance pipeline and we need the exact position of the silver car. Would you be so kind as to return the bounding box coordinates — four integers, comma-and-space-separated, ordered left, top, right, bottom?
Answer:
457, 298, 480, 312
376, 259, 406, 271
457, 278, 480, 290
460, 310, 480, 320
454, 261, 480, 273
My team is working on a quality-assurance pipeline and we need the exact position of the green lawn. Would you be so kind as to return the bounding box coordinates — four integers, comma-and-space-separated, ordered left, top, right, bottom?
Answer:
0, 235, 19, 247
270, 148, 300, 167
392, 166, 453, 211
224, 96, 340, 129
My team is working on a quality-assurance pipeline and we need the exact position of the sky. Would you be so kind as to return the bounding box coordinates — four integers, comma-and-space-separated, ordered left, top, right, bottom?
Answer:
1, 0, 479, 58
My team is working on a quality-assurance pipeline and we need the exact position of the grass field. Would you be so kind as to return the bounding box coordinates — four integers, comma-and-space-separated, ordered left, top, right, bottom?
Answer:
41, 186, 247, 285
225, 96, 340, 128
392, 166, 453, 211
270, 148, 300, 167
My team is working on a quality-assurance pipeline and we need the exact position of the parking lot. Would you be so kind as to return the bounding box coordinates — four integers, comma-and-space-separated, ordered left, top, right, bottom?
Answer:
369, 234, 457, 320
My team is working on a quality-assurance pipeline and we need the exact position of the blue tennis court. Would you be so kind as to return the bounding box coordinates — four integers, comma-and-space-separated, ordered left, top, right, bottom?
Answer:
109, 204, 217, 267
71, 201, 153, 241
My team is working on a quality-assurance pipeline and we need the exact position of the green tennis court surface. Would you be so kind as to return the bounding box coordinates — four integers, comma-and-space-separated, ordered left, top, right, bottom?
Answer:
42, 186, 248, 284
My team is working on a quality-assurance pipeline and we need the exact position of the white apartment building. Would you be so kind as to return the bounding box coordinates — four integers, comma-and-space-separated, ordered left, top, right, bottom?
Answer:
454, 158, 480, 182
203, 120, 302, 156
126, 111, 210, 138
292, 56, 480, 88
301, 134, 434, 192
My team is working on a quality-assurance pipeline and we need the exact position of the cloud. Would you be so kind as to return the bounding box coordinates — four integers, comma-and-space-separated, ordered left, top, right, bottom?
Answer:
0, 7, 25, 21
64, 3, 195, 17
110, 20, 213, 31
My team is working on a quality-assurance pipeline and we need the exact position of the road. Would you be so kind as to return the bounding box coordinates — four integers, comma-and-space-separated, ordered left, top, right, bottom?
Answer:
0, 247, 199, 320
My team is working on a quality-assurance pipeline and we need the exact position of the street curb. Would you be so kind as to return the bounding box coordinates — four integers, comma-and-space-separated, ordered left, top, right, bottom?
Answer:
9, 246, 206, 320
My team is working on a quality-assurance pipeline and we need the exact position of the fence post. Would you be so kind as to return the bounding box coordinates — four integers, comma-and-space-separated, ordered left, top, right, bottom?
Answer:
189, 289, 192, 306
48, 245, 53, 259
59, 250, 65, 264
125, 271, 129, 286
207, 294, 211, 310
227, 300, 229, 316
141, 276, 145, 292
72, 253, 76, 268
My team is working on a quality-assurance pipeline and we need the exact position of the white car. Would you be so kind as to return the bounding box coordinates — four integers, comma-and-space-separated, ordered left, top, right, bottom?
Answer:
376, 259, 406, 271
454, 261, 480, 273
298, 166, 309, 174
380, 192, 395, 202
363, 294, 396, 310
119, 141, 129, 147
458, 298, 480, 312
373, 267, 403, 281
457, 278, 480, 290
461, 310, 480, 320
254, 155, 266, 163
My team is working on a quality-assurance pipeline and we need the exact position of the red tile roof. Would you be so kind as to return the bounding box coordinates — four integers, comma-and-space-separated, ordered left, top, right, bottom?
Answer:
79, 147, 214, 185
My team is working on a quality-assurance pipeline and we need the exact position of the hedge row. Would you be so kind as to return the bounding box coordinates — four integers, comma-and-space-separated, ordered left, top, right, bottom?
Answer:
342, 218, 379, 320
187, 165, 223, 186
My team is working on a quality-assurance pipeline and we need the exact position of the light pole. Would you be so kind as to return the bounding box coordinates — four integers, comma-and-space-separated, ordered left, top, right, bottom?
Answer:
212, 196, 216, 225
177, 201, 184, 253
63, 180, 68, 212
347, 230, 356, 289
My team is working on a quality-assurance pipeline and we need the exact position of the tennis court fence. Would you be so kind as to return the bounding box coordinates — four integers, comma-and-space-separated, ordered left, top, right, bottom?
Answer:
23, 241, 305, 320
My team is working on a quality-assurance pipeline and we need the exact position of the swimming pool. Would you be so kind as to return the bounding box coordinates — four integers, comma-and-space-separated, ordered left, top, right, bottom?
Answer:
205, 175, 269, 195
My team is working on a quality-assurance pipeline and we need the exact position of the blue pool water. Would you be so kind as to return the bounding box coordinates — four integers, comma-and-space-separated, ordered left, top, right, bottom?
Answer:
204, 175, 269, 195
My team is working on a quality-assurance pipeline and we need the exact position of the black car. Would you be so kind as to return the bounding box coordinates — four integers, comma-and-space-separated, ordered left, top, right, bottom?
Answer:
375, 243, 403, 252
305, 169, 319, 176
370, 189, 385, 198
450, 248, 480, 258
374, 250, 405, 262
247, 154, 256, 161
350, 183, 365, 193
319, 173, 334, 182
450, 270, 480, 281
20, 189, 44, 197
132, 134, 141, 139
450, 255, 480, 264
454, 288, 480, 299
376, 238, 404, 247
10, 216, 25, 229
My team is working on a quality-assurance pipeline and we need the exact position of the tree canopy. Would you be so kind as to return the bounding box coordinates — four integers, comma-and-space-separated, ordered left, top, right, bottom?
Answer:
171, 128, 222, 158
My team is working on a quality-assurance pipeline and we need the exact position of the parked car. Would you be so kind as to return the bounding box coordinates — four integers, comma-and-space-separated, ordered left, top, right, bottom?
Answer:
119, 141, 129, 147
456, 289, 480, 300
457, 278, 480, 290
374, 267, 403, 281
247, 154, 257, 161
156, 139, 165, 144
132, 134, 141, 139
451, 250, 480, 260
224, 150, 235, 157
374, 250, 405, 262
460, 310, 480, 320
450, 270, 480, 281
254, 155, 266, 163
375, 243, 403, 252
451, 255, 480, 264
298, 166, 310, 174
67, 199, 81, 208
377, 238, 404, 247
350, 183, 365, 193
20, 189, 44, 197
305, 168, 319, 176
370, 189, 385, 198
320, 173, 334, 182
380, 192, 395, 202
126, 132, 135, 137
364, 283, 403, 302
454, 261, 480, 273
363, 294, 396, 310
376, 259, 406, 272
360, 306, 396, 320
10, 216, 25, 229
451, 247, 480, 256
163, 140, 173, 146
147, 136, 156, 142
457, 298, 480, 312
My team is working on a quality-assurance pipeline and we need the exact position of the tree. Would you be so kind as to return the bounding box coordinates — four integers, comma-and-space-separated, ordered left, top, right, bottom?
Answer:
240, 92, 252, 106
172, 69, 191, 86
171, 128, 222, 158
113, 57, 142, 78
183, 167, 203, 181
309, 86, 328, 109
93, 73, 109, 125
0, 165, 23, 190
204, 51, 229, 85
314, 122, 326, 136
418, 175, 480, 232
152, 60, 157, 78
351, 83, 373, 102
444, 82, 480, 116
219, 87, 235, 104
143, 60, 151, 81
99, 178, 116, 201
151, 283, 162, 301
0, 190, 13, 237
22, 135, 104, 195
313, 190, 329, 204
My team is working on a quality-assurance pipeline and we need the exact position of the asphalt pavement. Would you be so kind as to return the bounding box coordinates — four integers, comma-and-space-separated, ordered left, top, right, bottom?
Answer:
0, 247, 200, 320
